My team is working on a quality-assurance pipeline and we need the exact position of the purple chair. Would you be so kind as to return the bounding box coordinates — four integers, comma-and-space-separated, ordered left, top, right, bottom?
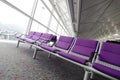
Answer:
17, 31, 35, 41
40, 36, 74, 53
57, 38, 99, 80
33, 36, 74, 59
36, 33, 53, 45
15, 33, 23, 38
92, 42, 120, 80
58, 38, 98, 64
24, 32, 42, 44
16, 31, 35, 47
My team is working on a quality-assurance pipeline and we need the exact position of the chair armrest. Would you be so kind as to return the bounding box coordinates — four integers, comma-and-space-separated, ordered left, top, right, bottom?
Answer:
14, 32, 24, 37
88, 52, 96, 62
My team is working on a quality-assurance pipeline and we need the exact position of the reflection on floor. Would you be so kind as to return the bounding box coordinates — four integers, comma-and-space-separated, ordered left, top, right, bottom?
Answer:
0, 41, 110, 80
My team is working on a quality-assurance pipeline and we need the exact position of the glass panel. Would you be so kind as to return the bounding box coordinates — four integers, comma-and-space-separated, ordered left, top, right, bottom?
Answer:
62, 30, 68, 36
61, 29, 65, 35
30, 21, 47, 33
0, 2, 29, 40
49, 16, 58, 32
7, 0, 34, 15
53, 10, 59, 20
43, 0, 53, 11
34, 0, 51, 26
56, 25, 62, 35
48, 30, 55, 35
50, 0, 75, 36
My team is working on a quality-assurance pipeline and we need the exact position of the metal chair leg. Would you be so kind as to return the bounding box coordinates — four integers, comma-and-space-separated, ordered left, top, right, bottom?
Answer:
48, 53, 51, 58
33, 48, 37, 59
16, 40, 20, 48
30, 45, 32, 49
83, 70, 91, 80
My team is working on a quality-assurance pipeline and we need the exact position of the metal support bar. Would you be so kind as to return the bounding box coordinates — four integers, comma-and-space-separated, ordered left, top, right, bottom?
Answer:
16, 40, 20, 48
77, 0, 82, 36
90, 72, 94, 79
26, 0, 38, 34
46, 10, 53, 33
83, 70, 91, 80
30, 45, 32, 49
48, 53, 51, 58
33, 48, 38, 59
48, 0, 70, 35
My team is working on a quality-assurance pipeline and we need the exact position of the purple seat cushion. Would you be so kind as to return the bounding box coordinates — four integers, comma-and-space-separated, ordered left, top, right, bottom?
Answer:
72, 45, 95, 57
99, 51, 120, 67
40, 45, 56, 52
98, 42, 120, 67
31, 32, 42, 40
71, 38, 98, 57
55, 41, 72, 50
26, 31, 35, 38
17, 31, 35, 41
40, 33, 52, 40
93, 63, 120, 79
101, 42, 120, 55
37, 33, 52, 45
55, 36, 74, 50
38, 38, 49, 44
58, 36, 74, 43
36, 39, 44, 45
58, 52, 87, 64
24, 38, 36, 44
75, 38, 98, 48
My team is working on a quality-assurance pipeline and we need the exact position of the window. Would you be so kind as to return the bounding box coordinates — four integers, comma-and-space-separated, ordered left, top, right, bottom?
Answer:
34, 0, 51, 26
0, 2, 29, 40
7, 0, 34, 15
49, 16, 58, 32
56, 25, 62, 35
53, 10, 59, 20
30, 21, 47, 33
48, 31, 55, 35
43, 0, 53, 11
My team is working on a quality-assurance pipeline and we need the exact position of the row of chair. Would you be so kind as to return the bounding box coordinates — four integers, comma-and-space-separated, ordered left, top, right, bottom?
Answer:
15, 31, 57, 48
15, 32, 120, 80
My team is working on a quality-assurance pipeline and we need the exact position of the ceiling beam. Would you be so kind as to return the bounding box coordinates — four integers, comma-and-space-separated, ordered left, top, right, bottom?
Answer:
68, 0, 75, 22
77, 0, 82, 37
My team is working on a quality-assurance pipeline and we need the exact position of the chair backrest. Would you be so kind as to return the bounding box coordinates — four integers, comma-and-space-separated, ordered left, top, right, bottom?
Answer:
69, 38, 98, 61
41, 34, 57, 45
37, 33, 53, 44
31, 32, 42, 40
54, 36, 74, 53
26, 31, 35, 38
92, 42, 120, 79
40, 33, 53, 41
41, 34, 57, 46
96, 42, 120, 67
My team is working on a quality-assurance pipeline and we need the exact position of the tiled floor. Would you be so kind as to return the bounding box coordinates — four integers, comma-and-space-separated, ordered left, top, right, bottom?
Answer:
0, 41, 110, 80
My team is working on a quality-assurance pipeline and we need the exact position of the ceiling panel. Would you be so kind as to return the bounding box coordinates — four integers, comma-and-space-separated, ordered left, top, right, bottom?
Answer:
68, 0, 120, 40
